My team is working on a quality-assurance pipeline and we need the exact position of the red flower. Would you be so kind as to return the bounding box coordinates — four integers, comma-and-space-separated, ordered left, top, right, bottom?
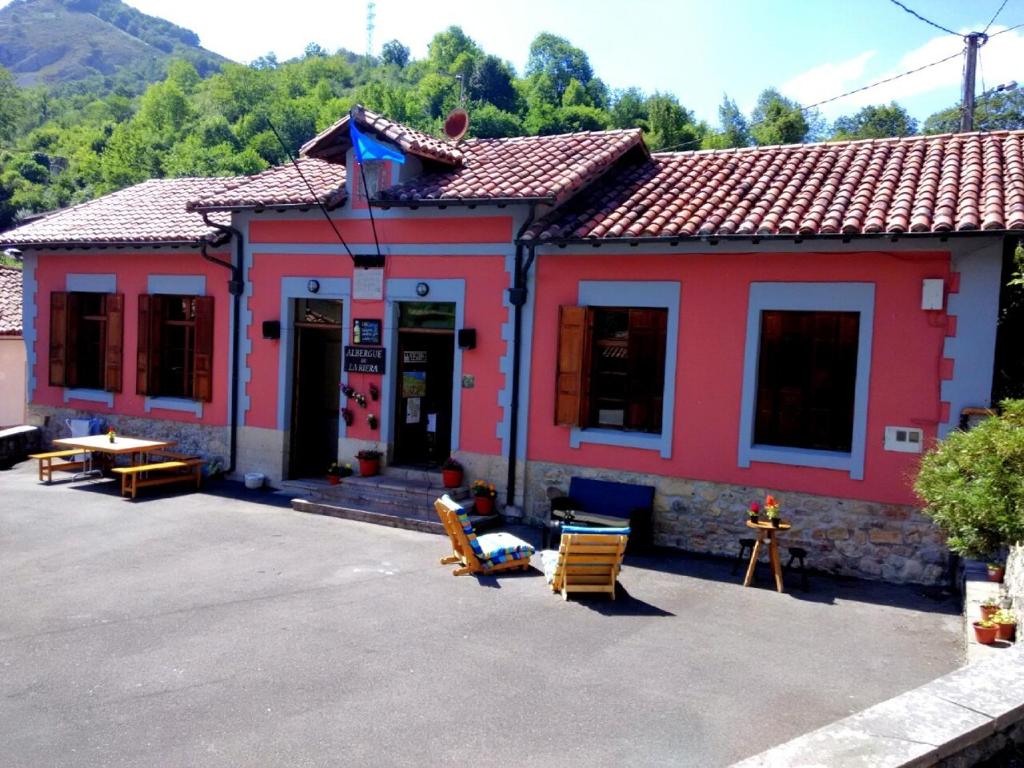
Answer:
749, 502, 760, 513
765, 495, 776, 507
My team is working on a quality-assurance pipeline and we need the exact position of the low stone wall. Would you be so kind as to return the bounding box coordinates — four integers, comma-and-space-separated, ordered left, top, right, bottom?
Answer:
524, 460, 948, 585
1006, 544, 1024, 625
27, 404, 229, 468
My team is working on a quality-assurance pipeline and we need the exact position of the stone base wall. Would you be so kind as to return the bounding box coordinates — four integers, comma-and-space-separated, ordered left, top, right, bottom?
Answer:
1005, 544, 1024, 624
524, 460, 948, 585
27, 404, 230, 469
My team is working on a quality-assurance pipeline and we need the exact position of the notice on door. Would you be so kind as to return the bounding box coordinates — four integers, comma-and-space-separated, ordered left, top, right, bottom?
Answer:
406, 397, 421, 424
343, 346, 386, 374
402, 370, 426, 397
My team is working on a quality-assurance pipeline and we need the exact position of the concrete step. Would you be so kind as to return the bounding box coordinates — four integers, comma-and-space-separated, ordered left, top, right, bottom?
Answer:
290, 497, 504, 535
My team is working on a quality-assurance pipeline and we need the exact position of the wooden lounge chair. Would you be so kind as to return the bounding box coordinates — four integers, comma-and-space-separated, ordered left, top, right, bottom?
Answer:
544, 525, 630, 601
434, 494, 534, 576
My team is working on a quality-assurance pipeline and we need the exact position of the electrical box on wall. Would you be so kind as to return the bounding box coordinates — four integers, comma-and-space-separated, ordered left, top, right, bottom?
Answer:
921, 279, 944, 310
884, 426, 923, 453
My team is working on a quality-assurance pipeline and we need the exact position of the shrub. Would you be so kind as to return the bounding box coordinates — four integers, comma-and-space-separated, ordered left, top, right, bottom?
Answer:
914, 399, 1024, 559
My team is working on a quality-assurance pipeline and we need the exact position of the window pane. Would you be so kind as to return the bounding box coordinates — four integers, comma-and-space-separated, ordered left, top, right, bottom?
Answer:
296, 299, 342, 325
69, 292, 105, 389
754, 310, 859, 452
398, 302, 455, 330
156, 294, 196, 399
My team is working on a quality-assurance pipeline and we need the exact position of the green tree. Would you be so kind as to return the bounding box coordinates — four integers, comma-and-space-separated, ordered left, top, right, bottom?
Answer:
381, 39, 410, 68
427, 26, 481, 71
717, 94, 749, 147
562, 78, 591, 108
468, 103, 522, 138
467, 55, 517, 113
609, 88, 648, 130
750, 88, 810, 145
0, 67, 24, 143
924, 89, 1024, 134
525, 32, 593, 104
832, 102, 917, 139
645, 93, 702, 150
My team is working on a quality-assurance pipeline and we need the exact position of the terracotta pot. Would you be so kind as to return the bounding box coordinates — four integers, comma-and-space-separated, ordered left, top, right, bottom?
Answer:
474, 495, 494, 515
974, 622, 998, 645
980, 605, 999, 621
358, 458, 380, 477
327, 475, 341, 485
442, 469, 463, 489
995, 621, 1016, 642
988, 566, 1005, 583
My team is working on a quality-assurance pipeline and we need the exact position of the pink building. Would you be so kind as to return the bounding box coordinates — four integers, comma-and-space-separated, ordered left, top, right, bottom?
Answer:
4, 106, 1022, 583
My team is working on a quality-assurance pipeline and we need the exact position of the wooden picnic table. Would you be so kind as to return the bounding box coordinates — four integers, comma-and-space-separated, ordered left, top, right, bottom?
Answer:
53, 435, 175, 479
743, 519, 792, 593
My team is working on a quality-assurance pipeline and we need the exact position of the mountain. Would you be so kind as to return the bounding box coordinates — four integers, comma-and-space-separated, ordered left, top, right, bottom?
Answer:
0, 0, 228, 91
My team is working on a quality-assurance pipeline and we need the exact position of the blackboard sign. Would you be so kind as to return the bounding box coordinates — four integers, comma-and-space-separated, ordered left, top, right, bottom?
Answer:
344, 346, 386, 374
353, 318, 381, 345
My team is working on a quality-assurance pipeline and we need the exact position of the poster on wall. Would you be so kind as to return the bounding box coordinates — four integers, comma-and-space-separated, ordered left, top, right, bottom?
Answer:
406, 397, 421, 424
353, 319, 381, 345
402, 370, 426, 397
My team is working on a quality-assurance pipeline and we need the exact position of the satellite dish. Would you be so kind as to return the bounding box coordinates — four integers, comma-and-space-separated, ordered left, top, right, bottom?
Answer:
443, 108, 469, 142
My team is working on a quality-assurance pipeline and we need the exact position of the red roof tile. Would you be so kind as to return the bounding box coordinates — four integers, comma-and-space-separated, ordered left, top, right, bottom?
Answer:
301, 105, 463, 166
0, 178, 231, 247
189, 157, 347, 212
378, 129, 646, 205
0, 266, 22, 335
525, 131, 1024, 242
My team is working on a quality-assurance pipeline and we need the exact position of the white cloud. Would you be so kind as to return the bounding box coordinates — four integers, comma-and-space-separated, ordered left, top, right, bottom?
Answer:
781, 50, 878, 107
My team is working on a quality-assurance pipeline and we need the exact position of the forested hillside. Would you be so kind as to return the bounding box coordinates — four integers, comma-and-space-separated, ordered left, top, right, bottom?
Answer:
1, 24, 1023, 232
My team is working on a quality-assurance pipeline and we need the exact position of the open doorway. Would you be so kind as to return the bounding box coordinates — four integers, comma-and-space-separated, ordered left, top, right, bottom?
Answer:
392, 301, 455, 467
288, 298, 342, 479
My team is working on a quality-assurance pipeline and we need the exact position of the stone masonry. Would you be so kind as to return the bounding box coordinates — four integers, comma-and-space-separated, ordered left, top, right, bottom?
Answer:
524, 459, 949, 585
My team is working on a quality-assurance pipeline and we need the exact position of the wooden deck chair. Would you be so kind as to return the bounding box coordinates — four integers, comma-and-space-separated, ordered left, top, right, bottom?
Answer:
546, 525, 629, 600
434, 494, 534, 576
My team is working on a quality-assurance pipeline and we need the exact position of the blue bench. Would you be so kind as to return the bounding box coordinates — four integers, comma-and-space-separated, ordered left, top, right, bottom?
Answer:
547, 477, 655, 552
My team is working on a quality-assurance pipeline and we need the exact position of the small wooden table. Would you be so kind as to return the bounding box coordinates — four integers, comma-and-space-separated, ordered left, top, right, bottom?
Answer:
743, 519, 792, 593
53, 435, 175, 479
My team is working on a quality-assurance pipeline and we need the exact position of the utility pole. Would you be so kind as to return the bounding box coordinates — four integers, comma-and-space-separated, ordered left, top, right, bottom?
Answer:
960, 32, 988, 132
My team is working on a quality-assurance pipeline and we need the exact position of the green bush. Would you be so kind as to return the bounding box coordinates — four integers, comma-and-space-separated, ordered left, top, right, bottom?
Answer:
914, 399, 1024, 559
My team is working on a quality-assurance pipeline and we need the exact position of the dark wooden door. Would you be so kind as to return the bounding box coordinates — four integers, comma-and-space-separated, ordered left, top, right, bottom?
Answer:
392, 329, 454, 466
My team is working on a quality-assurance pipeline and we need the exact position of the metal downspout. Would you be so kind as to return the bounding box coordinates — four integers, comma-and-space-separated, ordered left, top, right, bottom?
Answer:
200, 214, 245, 475
505, 205, 538, 509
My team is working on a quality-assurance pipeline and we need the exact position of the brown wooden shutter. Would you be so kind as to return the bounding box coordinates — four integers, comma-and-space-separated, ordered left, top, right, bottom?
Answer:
192, 295, 214, 403
136, 294, 153, 395
626, 308, 668, 432
49, 291, 69, 387
103, 293, 123, 393
555, 305, 592, 427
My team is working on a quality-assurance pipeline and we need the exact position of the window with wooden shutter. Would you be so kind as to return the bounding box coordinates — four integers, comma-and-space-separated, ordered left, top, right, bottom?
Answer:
555, 305, 592, 426
136, 294, 153, 395
754, 310, 859, 452
49, 291, 68, 387
103, 293, 124, 393
192, 295, 214, 403
556, 304, 670, 435
138, 294, 213, 402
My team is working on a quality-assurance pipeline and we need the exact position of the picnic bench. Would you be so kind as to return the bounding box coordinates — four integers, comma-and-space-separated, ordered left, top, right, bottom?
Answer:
111, 451, 203, 499
29, 449, 89, 483
547, 477, 655, 553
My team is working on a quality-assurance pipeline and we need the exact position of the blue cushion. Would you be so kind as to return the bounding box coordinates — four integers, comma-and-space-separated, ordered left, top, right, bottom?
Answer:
561, 525, 631, 535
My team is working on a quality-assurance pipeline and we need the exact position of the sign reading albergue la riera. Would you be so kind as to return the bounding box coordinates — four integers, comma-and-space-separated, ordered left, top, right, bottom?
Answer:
343, 346, 386, 374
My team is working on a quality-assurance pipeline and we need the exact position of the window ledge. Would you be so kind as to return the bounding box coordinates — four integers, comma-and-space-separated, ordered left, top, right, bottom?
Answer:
63, 388, 113, 407
144, 397, 203, 418
570, 427, 670, 458
746, 443, 861, 479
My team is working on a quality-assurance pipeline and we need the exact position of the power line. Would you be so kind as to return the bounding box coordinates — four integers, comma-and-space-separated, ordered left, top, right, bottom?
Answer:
656, 47, 965, 154
990, 21, 1024, 36
984, 0, 1010, 33
887, 0, 959, 36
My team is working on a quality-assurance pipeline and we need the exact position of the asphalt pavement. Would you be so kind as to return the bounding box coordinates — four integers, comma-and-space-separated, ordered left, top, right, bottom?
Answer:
0, 460, 964, 767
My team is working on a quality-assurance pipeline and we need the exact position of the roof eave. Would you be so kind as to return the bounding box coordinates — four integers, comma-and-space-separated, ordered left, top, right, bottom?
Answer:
372, 195, 555, 210
0, 236, 226, 251
188, 199, 346, 214
520, 229, 1016, 247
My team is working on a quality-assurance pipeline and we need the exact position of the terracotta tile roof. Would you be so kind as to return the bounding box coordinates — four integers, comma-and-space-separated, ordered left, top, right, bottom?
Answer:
0, 266, 22, 335
188, 157, 347, 212
525, 131, 1024, 242
301, 105, 463, 166
0, 178, 232, 248
377, 128, 646, 205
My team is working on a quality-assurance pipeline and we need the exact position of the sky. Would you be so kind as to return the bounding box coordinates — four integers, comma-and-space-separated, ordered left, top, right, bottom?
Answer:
9, 0, 1024, 126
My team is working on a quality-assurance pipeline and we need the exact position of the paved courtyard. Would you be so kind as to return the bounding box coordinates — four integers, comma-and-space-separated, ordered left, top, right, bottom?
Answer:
1, 460, 963, 767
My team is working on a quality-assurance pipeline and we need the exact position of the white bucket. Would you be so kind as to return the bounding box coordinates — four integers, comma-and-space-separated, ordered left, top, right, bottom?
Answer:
244, 472, 265, 489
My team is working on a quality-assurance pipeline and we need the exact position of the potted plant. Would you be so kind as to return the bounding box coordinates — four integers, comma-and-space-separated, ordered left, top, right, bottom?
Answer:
471, 480, 497, 515
441, 457, 464, 489
992, 609, 1017, 642
356, 449, 382, 477
973, 618, 999, 645
981, 597, 1000, 621
748, 501, 760, 524
987, 562, 1005, 583
764, 495, 781, 528
327, 462, 343, 485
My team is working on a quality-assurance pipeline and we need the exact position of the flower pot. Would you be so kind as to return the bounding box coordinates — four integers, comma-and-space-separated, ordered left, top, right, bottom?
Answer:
442, 468, 463, 489
988, 566, 1005, 583
474, 496, 494, 515
358, 458, 380, 477
748, 515, 759, 524
974, 622, 998, 645
327, 475, 341, 485
981, 605, 999, 621
995, 621, 1016, 642
771, 518, 780, 528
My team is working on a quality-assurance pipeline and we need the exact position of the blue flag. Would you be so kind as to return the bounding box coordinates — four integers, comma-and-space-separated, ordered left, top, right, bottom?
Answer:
350, 121, 405, 165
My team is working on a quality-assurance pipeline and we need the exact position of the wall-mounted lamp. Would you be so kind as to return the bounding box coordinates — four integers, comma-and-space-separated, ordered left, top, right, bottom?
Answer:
307, 279, 320, 294
457, 328, 477, 349
262, 320, 281, 339
416, 281, 430, 297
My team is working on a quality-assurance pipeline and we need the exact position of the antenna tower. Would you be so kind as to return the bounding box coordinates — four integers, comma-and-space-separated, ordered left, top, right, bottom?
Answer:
366, 1, 376, 57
